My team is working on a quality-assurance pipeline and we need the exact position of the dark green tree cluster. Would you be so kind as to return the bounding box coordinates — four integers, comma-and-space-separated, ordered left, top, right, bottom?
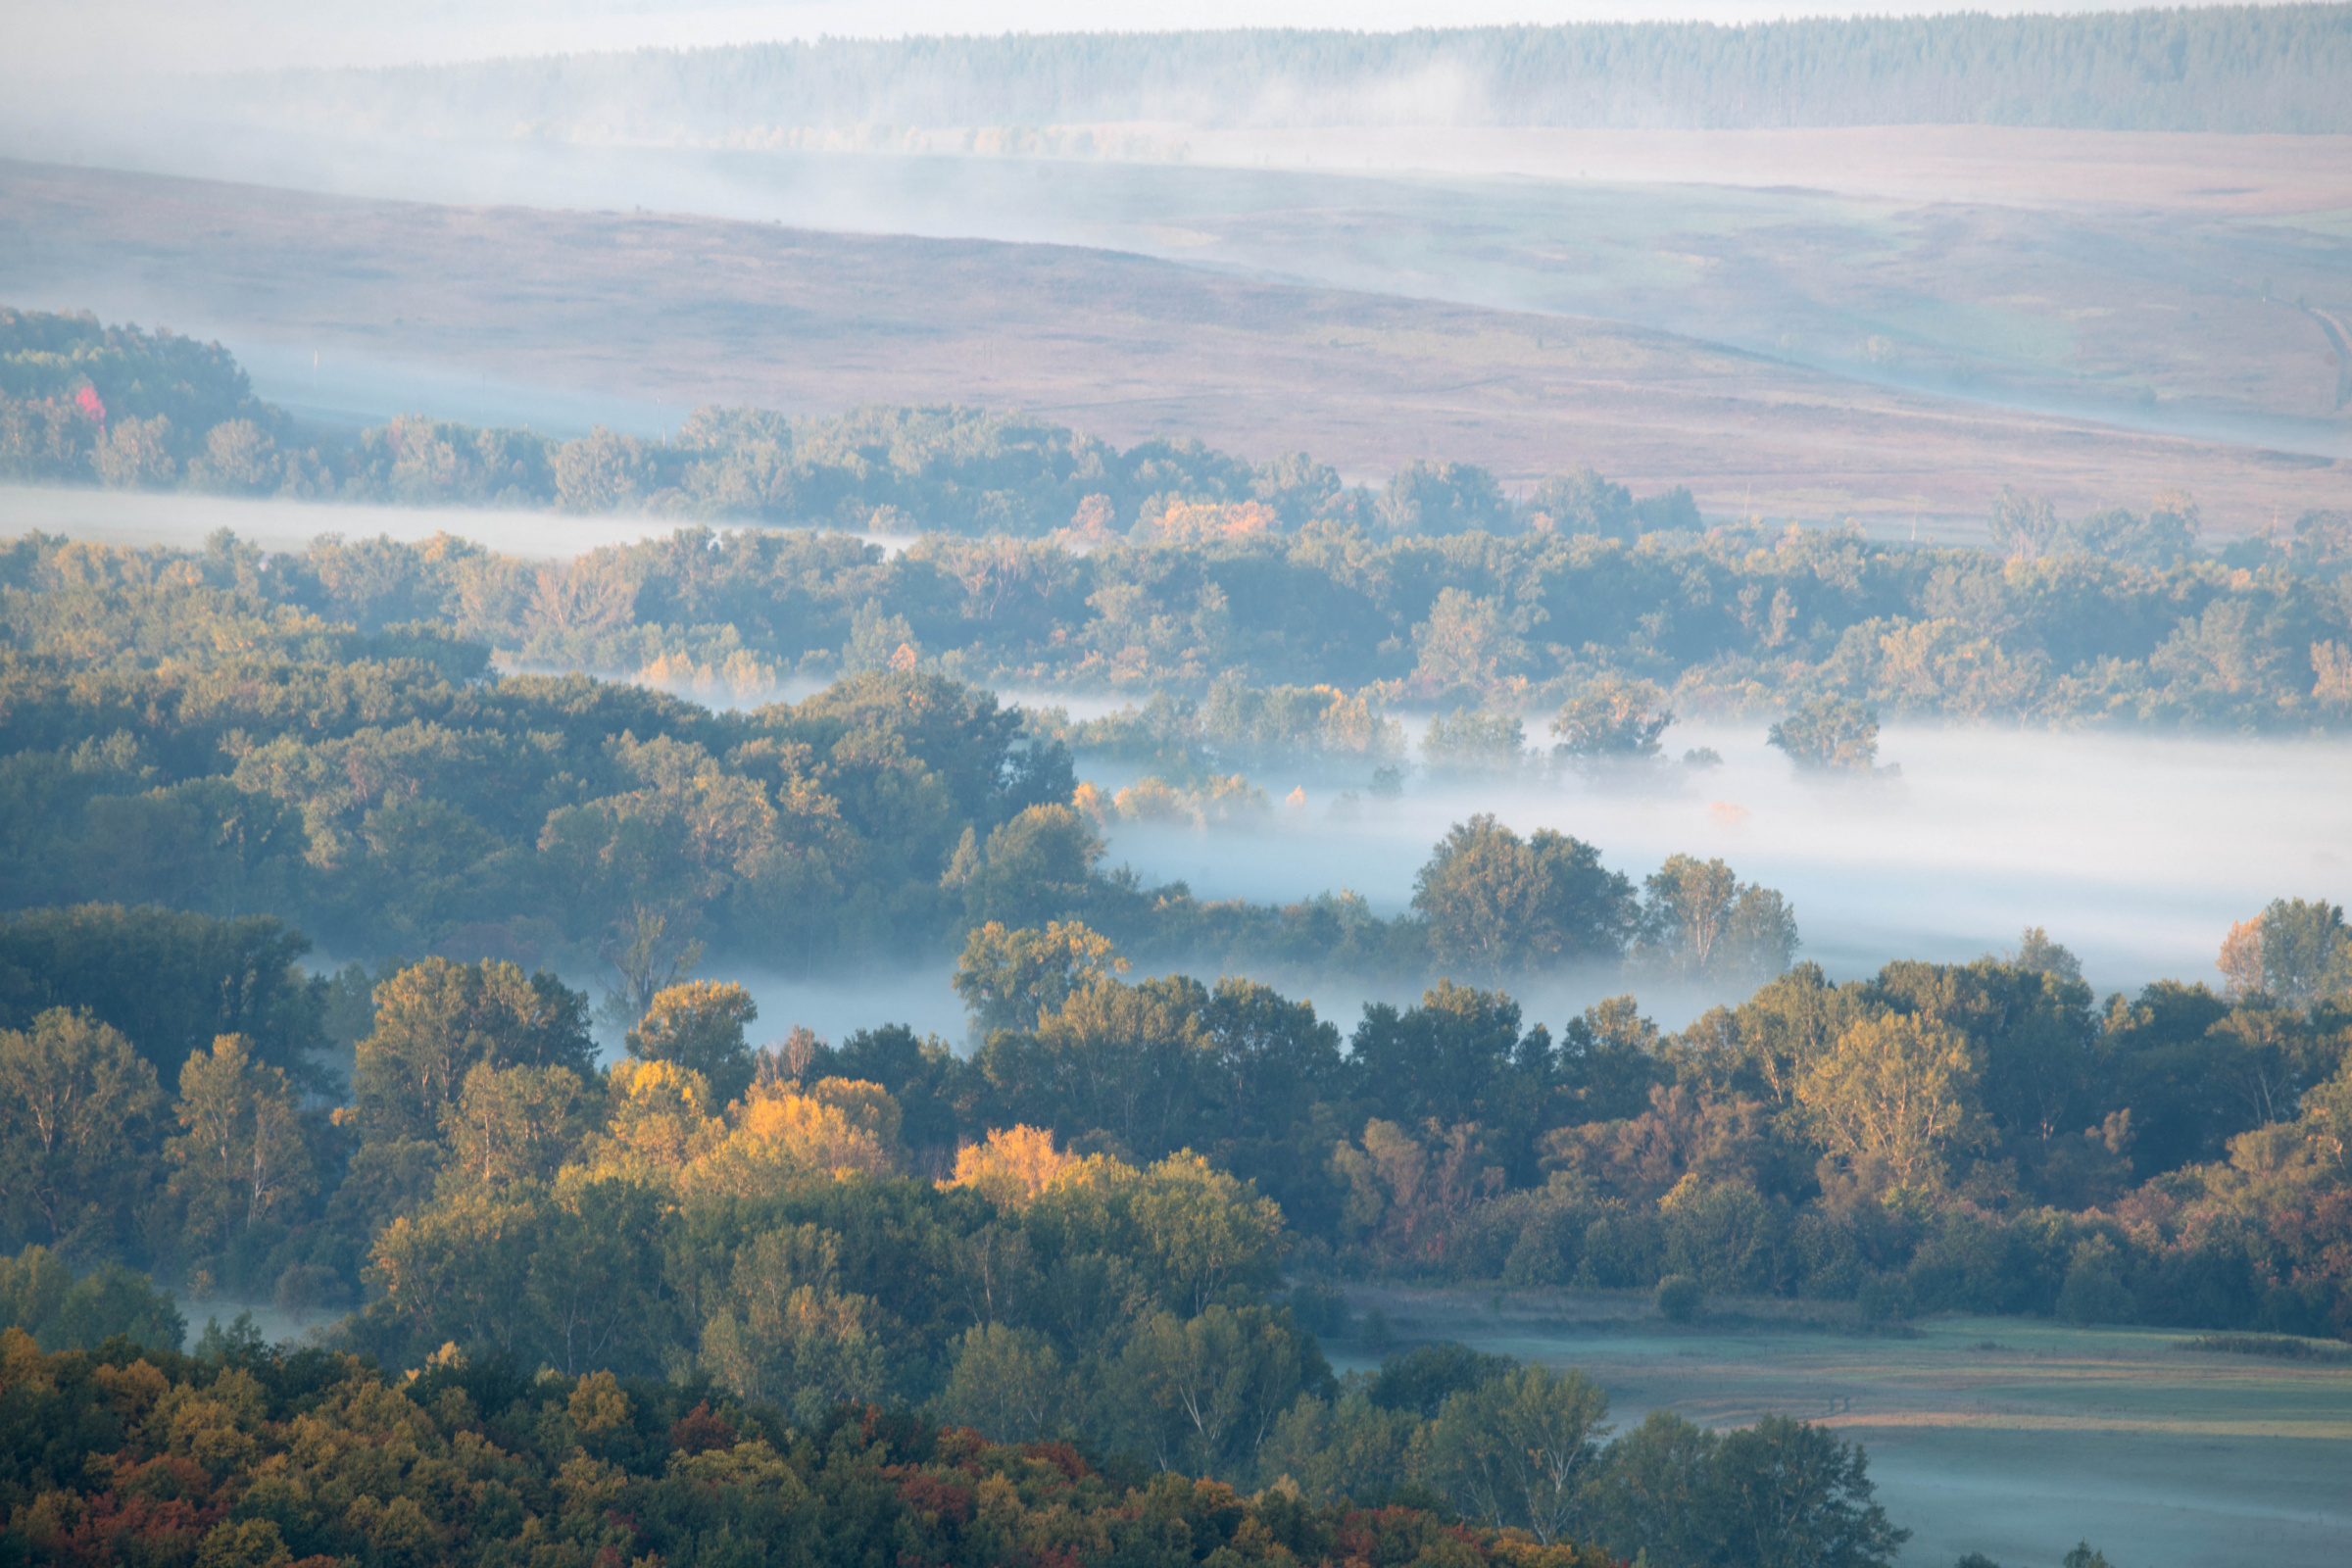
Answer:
5, 532, 1804, 986
0, 310, 307, 493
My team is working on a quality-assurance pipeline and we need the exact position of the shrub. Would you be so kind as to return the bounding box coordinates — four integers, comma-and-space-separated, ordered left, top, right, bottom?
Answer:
1655, 1273, 1702, 1323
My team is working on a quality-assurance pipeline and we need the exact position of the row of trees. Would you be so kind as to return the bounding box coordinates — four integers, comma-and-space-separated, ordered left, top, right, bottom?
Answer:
0, 1317, 1929, 1568
3, 543, 1806, 979
21, 507, 2342, 745
260, 8, 2352, 135
14, 311, 2351, 730
8, 893, 2350, 1339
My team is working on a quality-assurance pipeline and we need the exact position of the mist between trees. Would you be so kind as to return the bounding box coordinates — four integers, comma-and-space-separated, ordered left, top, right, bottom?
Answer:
9, 311, 2352, 741
1, 304, 2343, 1568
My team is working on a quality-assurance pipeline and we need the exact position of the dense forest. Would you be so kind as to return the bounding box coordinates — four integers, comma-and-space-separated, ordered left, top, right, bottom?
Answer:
242, 6, 2352, 137
0, 891, 2343, 1565
4, 300, 2347, 1566
6, 311, 2349, 738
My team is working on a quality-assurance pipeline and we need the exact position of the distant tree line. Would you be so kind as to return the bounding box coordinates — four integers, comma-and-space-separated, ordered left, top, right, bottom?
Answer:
11, 308, 2350, 732
249, 6, 2352, 135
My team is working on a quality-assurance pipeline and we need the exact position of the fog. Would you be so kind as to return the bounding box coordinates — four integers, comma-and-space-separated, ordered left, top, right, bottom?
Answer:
0, 485, 908, 561
7, 13, 2345, 466
7, 2, 2179, 80
1096, 721, 2345, 1024
658, 720, 2352, 1056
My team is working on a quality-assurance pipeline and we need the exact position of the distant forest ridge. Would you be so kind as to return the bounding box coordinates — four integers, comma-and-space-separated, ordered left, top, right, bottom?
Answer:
264, 5, 2352, 135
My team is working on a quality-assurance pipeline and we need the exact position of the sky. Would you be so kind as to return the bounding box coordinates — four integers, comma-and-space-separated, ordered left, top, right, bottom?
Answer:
14, 0, 2237, 77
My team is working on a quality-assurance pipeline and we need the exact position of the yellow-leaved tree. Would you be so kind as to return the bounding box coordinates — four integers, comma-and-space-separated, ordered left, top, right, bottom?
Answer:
943, 1124, 1087, 1209
1797, 1013, 1984, 1194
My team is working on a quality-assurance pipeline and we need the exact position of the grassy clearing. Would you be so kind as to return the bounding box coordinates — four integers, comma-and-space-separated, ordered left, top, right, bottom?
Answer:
1338, 1286, 2352, 1567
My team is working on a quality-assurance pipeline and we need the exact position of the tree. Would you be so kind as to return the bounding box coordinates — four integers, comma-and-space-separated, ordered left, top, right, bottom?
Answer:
959, 806, 1105, 929
1425, 1364, 1611, 1544
1526, 466, 1635, 537
980, 974, 1210, 1157
1797, 1013, 1983, 1193
0, 1009, 166, 1256
1636, 855, 1801, 988
1411, 590, 1531, 693
627, 980, 759, 1104
1199, 977, 1343, 1144
2221, 898, 2351, 1007
1707, 1415, 1906, 1568
599, 908, 706, 1036
1377, 459, 1508, 536
1347, 981, 1533, 1132
353, 958, 594, 1142
932, 1323, 1071, 1442
1549, 676, 1674, 760
1413, 814, 1638, 976
166, 1034, 314, 1253
698, 1223, 888, 1421
1258, 1389, 1427, 1506
0, 905, 330, 1091
1423, 709, 1529, 773
1767, 697, 1882, 772
946, 1124, 1088, 1209
1588, 1410, 1723, 1566
94, 415, 178, 488
440, 1062, 590, 1188
953, 920, 1127, 1037
1114, 1303, 1325, 1478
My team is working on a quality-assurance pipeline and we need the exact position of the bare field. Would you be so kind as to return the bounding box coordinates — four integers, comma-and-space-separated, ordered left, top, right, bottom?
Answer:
4, 159, 2345, 533
1340, 1285, 2352, 1567
1176, 123, 2352, 218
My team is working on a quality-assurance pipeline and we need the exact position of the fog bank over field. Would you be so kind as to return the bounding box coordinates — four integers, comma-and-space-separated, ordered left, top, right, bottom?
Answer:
0, 484, 908, 562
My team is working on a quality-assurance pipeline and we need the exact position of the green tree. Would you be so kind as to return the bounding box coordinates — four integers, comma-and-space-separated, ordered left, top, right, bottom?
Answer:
981, 974, 1211, 1156
2247, 898, 2350, 1006
700, 1223, 890, 1422
1423, 709, 1529, 773
1637, 855, 1801, 987
1706, 1414, 1906, 1568
1588, 1409, 1722, 1566
627, 980, 760, 1104
353, 958, 594, 1142
1549, 675, 1674, 760
166, 1034, 314, 1254
1412, 814, 1637, 977
0, 905, 330, 1090
0, 1009, 166, 1255
931, 1322, 1071, 1442
953, 920, 1127, 1037
959, 806, 1104, 929
1425, 1363, 1611, 1544
1768, 697, 1882, 772
1115, 1303, 1326, 1479
1257, 1389, 1426, 1505
440, 1062, 590, 1189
